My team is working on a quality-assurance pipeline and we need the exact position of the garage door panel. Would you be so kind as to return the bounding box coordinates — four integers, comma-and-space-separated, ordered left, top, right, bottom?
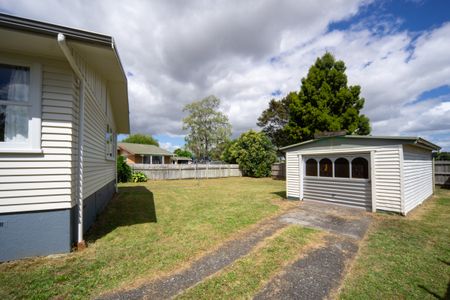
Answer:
303, 177, 371, 210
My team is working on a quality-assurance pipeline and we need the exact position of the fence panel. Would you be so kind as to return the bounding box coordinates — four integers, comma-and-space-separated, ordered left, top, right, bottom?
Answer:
131, 164, 242, 180
271, 162, 286, 180
435, 161, 450, 186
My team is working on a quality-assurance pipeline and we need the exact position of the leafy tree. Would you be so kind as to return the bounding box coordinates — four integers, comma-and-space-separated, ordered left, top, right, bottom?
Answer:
225, 130, 276, 178
121, 133, 159, 146
183, 95, 232, 160
435, 152, 450, 160
257, 93, 295, 149
117, 155, 132, 182
221, 140, 237, 164
285, 52, 370, 142
174, 148, 193, 158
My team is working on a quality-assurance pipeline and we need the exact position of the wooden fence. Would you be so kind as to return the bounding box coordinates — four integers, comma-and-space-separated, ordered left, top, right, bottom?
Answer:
435, 161, 450, 186
131, 164, 242, 180
271, 162, 286, 180
271, 161, 450, 186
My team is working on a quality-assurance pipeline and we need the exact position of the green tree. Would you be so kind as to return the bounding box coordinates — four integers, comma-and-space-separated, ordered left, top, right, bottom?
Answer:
121, 133, 159, 146
257, 93, 295, 149
220, 140, 237, 164
174, 148, 193, 158
183, 95, 232, 160
286, 52, 370, 142
226, 130, 276, 178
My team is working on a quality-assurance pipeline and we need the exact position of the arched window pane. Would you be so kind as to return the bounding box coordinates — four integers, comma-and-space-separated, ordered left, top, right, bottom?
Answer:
305, 159, 317, 176
352, 157, 369, 179
319, 158, 333, 177
335, 158, 349, 178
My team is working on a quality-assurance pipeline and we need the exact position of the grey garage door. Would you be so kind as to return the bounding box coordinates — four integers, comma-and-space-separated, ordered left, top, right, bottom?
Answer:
303, 177, 372, 210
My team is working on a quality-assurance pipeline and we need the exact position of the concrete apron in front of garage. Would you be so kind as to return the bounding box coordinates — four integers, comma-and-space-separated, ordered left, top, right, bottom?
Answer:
255, 201, 372, 300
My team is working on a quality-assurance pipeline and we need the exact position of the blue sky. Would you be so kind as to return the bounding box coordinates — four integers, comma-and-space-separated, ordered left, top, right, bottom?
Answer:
1, 0, 449, 150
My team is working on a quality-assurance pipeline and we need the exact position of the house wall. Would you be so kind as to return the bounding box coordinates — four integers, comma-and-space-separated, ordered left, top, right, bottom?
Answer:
403, 145, 433, 214
0, 52, 77, 214
0, 48, 118, 261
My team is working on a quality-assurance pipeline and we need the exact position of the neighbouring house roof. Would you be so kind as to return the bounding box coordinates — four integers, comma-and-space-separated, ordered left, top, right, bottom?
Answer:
0, 13, 130, 133
118, 143, 174, 156
171, 156, 192, 161
280, 135, 441, 151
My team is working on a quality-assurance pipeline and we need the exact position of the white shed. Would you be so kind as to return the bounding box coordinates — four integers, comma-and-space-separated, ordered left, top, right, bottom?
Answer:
0, 14, 129, 261
282, 135, 440, 215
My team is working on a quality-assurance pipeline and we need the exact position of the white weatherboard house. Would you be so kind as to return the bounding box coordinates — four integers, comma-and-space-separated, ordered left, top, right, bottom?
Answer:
282, 135, 440, 215
0, 14, 129, 261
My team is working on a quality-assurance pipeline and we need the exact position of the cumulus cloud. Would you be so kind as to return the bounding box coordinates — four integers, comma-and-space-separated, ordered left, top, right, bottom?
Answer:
1, 0, 449, 149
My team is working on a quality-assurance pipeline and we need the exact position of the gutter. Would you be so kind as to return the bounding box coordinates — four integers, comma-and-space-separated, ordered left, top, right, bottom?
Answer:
57, 33, 86, 249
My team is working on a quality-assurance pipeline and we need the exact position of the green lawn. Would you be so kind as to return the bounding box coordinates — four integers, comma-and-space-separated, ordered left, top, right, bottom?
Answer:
0, 177, 291, 299
339, 187, 450, 299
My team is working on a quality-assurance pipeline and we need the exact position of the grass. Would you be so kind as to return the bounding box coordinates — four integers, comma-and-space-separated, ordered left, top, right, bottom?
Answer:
0, 177, 292, 299
177, 225, 322, 299
339, 187, 450, 299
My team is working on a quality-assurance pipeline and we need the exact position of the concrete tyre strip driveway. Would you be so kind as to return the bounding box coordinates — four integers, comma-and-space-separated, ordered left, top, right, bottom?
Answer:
97, 216, 289, 300
254, 201, 372, 300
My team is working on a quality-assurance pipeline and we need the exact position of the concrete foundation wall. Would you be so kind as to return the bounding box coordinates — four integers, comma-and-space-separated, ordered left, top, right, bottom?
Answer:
0, 209, 71, 262
0, 179, 116, 262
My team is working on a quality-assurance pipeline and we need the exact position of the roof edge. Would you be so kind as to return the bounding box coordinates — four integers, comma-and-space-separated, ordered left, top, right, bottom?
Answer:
0, 12, 113, 47
281, 135, 441, 151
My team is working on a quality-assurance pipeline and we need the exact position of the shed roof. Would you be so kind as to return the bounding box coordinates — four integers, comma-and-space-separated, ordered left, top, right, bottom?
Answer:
118, 143, 173, 156
0, 13, 130, 133
281, 135, 441, 151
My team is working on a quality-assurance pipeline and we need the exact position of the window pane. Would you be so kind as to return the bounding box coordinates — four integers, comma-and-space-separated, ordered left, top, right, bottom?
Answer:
305, 159, 317, 176
143, 155, 151, 164
319, 158, 333, 177
0, 105, 29, 142
335, 158, 350, 178
0, 64, 30, 102
152, 156, 162, 164
352, 157, 369, 179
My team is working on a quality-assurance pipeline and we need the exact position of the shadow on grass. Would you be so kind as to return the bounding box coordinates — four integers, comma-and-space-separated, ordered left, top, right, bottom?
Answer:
86, 186, 157, 243
272, 191, 287, 199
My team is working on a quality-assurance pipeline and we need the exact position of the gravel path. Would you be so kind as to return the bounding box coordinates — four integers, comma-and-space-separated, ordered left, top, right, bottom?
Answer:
97, 217, 287, 300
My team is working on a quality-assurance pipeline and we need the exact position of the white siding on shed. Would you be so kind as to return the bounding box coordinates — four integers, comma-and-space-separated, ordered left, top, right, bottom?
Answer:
403, 145, 433, 214
0, 53, 77, 213
372, 146, 402, 213
286, 151, 300, 199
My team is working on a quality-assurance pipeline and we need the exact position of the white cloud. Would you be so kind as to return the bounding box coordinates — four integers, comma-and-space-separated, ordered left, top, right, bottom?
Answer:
159, 142, 180, 153
1, 0, 449, 149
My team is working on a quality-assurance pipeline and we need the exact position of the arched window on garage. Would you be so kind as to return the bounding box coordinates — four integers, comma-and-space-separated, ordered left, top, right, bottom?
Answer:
319, 158, 333, 177
352, 157, 369, 179
334, 158, 350, 178
305, 158, 318, 176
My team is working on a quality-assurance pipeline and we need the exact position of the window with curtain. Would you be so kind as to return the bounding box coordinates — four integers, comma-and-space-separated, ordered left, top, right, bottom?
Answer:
0, 64, 30, 143
352, 157, 369, 179
305, 158, 318, 176
334, 158, 350, 178
319, 158, 333, 177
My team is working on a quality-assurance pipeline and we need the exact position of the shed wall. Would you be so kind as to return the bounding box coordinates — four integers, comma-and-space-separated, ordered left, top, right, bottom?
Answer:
286, 151, 300, 199
372, 146, 402, 213
403, 145, 433, 214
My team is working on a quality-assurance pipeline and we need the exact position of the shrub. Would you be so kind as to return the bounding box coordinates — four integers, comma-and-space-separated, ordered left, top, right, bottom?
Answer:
226, 130, 277, 178
117, 155, 132, 182
131, 172, 148, 183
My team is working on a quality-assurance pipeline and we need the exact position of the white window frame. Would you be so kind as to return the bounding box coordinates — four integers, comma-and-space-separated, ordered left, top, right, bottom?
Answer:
0, 57, 42, 153
303, 154, 370, 182
105, 123, 116, 161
